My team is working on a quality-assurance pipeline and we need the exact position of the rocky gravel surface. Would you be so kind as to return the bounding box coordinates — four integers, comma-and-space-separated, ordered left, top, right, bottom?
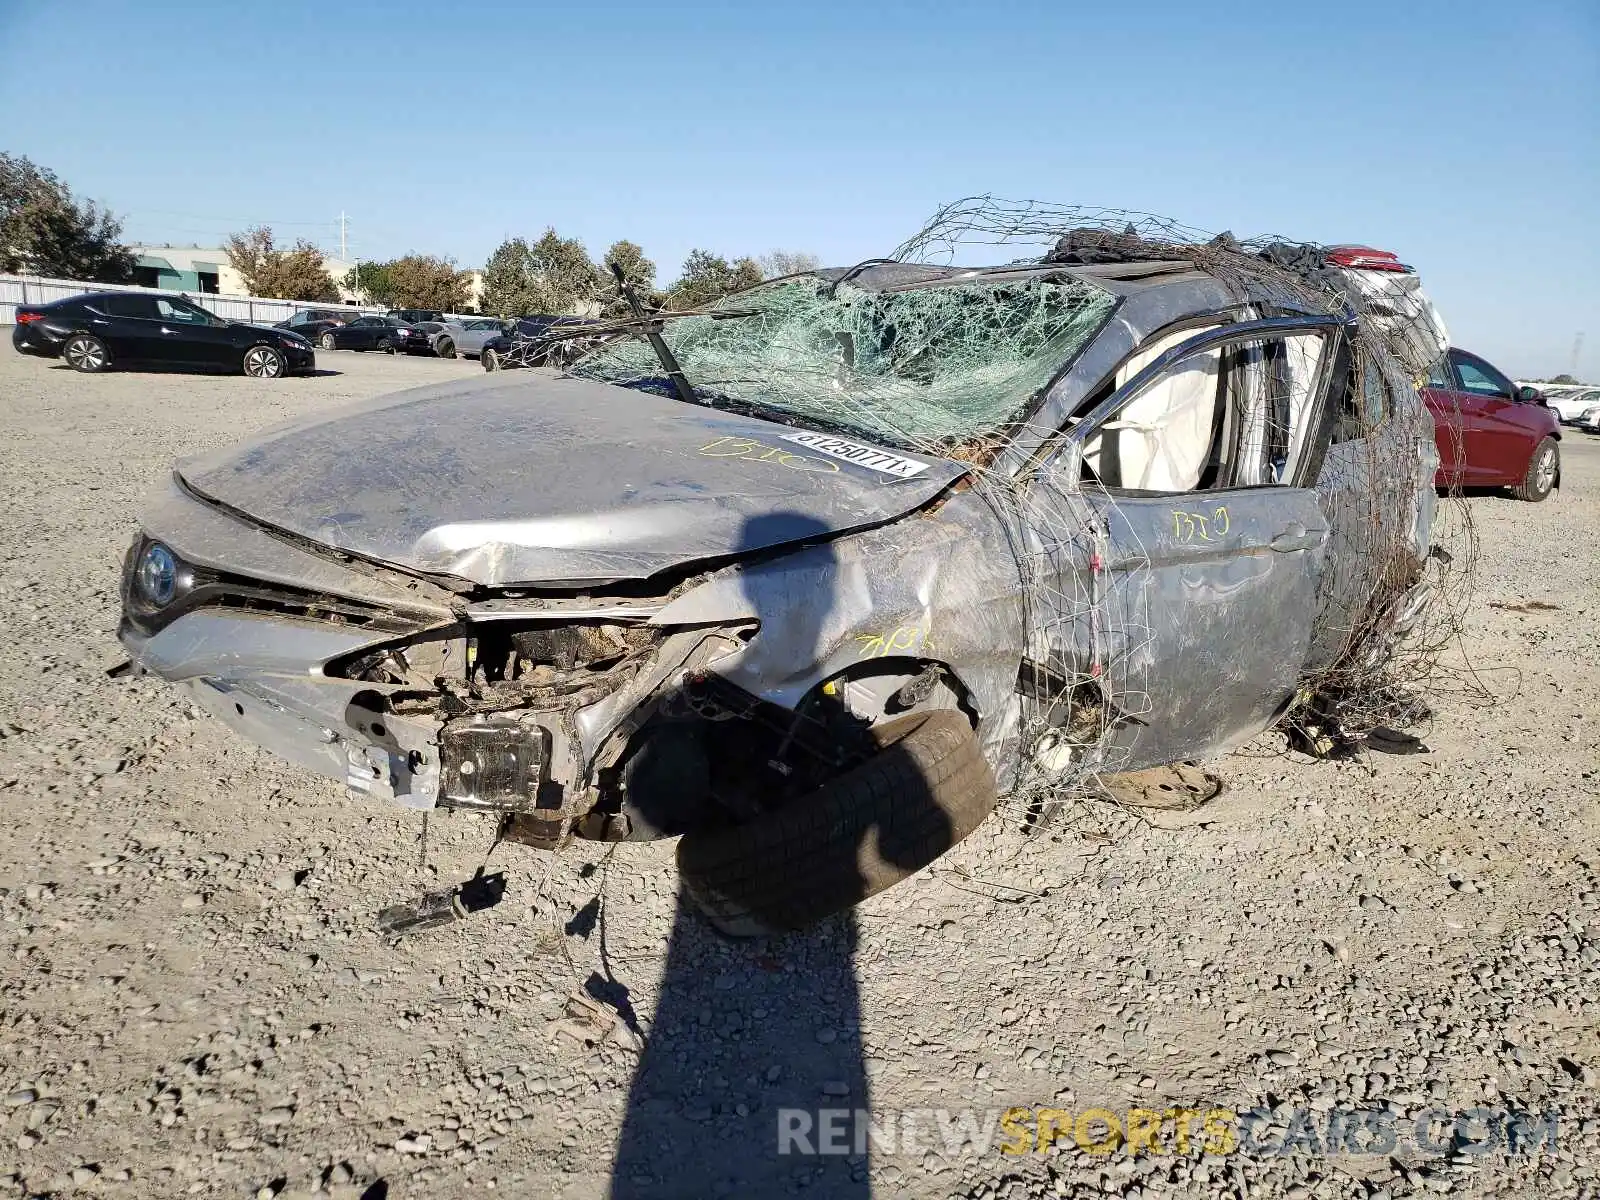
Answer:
0, 349, 1595, 1199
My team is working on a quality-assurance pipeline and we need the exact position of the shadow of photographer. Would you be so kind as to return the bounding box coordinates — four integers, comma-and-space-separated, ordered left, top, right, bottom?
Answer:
607, 512, 974, 1197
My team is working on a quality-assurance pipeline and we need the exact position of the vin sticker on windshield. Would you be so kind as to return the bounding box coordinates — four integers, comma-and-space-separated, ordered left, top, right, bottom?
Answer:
778, 432, 931, 479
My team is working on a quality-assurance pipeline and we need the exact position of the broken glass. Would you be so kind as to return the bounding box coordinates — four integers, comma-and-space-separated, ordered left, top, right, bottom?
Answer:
568, 274, 1117, 452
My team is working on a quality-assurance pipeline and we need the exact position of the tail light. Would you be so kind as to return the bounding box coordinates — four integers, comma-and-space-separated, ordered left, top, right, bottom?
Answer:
1325, 245, 1413, 273
16, 311, 45, 324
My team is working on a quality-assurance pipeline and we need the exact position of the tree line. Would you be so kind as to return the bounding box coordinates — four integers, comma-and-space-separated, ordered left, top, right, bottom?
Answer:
1, 152, 820, 313
477, 235, 819, 318
222, 230, 818, 314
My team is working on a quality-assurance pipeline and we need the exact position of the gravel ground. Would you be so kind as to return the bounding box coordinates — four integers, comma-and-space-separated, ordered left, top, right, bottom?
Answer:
0, 348, 1595, 1200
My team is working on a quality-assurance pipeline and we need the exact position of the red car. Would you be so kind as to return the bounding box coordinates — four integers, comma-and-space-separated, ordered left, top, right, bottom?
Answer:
1423, 347, 1561, 501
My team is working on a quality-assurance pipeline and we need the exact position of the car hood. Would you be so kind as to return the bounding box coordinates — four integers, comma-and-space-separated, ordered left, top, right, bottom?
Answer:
176, 372, 967, 587
244, 321, 307, 340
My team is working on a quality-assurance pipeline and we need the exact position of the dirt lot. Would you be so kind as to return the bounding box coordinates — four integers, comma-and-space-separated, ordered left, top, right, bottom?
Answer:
0, 347, 1596, 1200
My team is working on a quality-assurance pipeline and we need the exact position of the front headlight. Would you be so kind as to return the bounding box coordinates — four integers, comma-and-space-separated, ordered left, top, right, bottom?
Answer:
135, 542, 179, 607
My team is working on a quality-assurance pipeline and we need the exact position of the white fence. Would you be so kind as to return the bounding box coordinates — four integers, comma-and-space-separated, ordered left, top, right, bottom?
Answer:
0, 274, 385, 327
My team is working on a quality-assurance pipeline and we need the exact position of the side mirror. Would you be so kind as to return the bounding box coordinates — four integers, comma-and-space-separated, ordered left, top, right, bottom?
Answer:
1516, 385, 1541, 403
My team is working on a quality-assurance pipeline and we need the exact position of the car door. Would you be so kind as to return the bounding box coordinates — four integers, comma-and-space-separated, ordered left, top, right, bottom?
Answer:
345, 316, 379, 348
1448, 349, 1537, 484
1310, 344, 1425, 670
152, 296, 235, 369
93, 294, 168, 363
461, 320, 500, 354
1038, 316, 1344, 768
454, 321, 482, 354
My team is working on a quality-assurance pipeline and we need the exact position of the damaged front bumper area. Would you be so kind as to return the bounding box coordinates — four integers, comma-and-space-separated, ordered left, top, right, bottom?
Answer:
116, 480, 759, 847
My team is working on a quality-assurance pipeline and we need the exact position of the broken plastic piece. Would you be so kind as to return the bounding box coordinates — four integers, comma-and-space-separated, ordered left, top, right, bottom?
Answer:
1096, 761, 1223, 811
375, 872, 505, 938
548, 990, 619, 1047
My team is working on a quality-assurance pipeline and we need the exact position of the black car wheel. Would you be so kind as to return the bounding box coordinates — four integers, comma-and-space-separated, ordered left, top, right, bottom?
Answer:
380, 339, 398, 355
436, 337, 456, 359
242, 345, 286, 378
678, 711, 998, 936
1511, 437, 1559, 502
319, 332, 336, 350
482, 347, 500, 372
63, 334, 110, 373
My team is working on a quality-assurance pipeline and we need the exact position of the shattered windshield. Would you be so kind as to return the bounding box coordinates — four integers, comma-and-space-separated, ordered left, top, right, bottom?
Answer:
568, 273, 1116, 451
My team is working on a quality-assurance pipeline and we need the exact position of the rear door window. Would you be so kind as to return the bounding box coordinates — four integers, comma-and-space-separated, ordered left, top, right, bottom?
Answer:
101, 294, 159, 319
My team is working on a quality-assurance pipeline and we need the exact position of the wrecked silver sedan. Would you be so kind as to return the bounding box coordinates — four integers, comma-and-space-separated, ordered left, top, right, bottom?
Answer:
118, 239, 1441, 934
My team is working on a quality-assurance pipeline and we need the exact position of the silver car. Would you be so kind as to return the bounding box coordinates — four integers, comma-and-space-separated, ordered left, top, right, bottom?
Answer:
116, 253, 1439, 934
433, 318, 509, 360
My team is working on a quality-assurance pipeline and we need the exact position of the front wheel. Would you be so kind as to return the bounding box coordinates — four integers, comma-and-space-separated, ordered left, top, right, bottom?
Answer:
677, 711, 998, 936
481, 348, 500, 372
319, 332, 336, 350
242, 345, 286, 378
63, 334, 110, 373
1511, 437, 1559, 502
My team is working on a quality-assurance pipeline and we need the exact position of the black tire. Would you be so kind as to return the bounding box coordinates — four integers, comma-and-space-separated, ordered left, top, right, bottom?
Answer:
1511, 437, 1558, 502
241, 344, 285, 378
62, 333, 110, 373
678, 710, 997, 936
319, 332, 336, 350
436, 338, 456, 359
380, 339, 398, 355
482, 348, 500, 372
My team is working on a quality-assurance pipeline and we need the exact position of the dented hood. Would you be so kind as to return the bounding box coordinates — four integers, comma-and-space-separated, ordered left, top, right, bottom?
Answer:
178, 372, 965, 587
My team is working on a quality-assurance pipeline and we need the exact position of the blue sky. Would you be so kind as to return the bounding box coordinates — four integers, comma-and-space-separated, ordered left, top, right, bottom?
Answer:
2, 0, 1595, 377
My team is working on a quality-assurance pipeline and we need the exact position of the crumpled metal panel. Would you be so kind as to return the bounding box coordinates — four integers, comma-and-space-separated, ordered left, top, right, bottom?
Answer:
650, 490, 1032, 779
177, 374, 966, 588
139, 476, 458, 622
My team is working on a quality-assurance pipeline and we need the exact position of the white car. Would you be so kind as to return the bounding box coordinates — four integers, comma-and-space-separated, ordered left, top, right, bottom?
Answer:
1537, 386, 1600, 424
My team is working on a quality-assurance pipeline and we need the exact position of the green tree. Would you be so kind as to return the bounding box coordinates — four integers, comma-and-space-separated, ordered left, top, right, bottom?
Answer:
385, 254, 470, 311
224, 226, 338, 302
0, 153, 134, 282
600, 239, 658, 315
666, 250, 764, 309
480, 237, 539, 317
480, 230, 601, 317
342, 261, 395, 306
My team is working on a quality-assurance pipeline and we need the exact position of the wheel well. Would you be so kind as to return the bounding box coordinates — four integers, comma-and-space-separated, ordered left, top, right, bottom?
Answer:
804, 657, 979, 730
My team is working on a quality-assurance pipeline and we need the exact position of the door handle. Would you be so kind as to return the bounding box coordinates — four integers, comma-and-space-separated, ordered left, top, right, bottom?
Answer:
160, 326, 181, 335
1270, 523, 1328, 552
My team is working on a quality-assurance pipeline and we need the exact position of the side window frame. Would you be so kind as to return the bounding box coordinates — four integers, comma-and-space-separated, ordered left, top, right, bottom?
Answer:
102, 294, 158, 320
1329, 346, 1392, 445
154, 297, 213, 325
1058, 315, 1347, 495
1450, 350, 1512, 399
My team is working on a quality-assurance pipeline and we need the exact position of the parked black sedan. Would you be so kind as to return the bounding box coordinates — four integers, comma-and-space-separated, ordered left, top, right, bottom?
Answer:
315, 314, 427, 353
12, 292, 314, 377
273, 308, 357, 342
